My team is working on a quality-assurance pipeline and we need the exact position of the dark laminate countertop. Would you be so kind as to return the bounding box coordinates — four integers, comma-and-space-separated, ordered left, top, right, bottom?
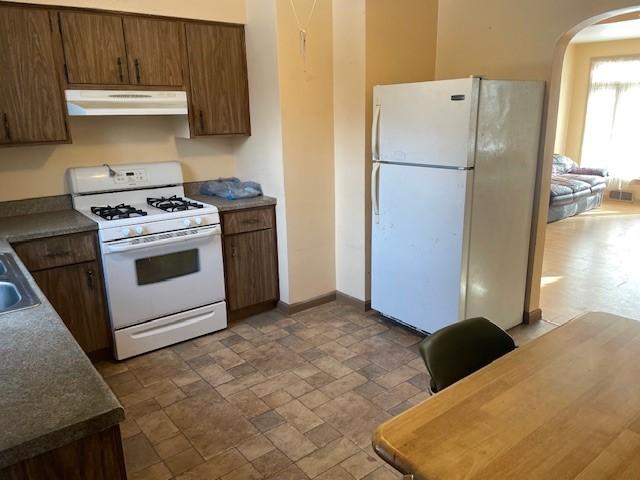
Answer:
0, 209, 97, 243
190, 194, 277, 212
0, 211, 124, 469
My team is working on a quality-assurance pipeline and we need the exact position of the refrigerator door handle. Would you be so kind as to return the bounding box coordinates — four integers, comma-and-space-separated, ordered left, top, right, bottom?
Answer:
372, 103, 381, 161
372, 162, 381, 220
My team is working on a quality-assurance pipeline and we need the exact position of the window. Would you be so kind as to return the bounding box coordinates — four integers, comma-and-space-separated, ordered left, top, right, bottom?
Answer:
581, 56, 640, 185
135, 249, 200, 285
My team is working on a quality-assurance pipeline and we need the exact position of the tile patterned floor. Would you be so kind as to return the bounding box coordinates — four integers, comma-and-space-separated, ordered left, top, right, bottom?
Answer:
97, 301, 552, 480
97, 302, 432, 480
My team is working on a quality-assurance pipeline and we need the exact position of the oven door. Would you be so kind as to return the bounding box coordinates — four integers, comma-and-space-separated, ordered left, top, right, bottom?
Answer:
101, 225, 225, 330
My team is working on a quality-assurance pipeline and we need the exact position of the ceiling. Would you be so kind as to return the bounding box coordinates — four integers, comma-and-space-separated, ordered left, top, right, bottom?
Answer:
572, 16, 640, 44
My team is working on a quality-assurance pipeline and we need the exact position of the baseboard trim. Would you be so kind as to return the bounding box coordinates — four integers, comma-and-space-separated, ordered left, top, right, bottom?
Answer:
523, 308, 542, 324
335, 291, 371, 312
278, 291, 337, 315
229, 300, 279, 322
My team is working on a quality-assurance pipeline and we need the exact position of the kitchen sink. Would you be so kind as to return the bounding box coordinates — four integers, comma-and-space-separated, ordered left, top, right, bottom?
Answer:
0, 253, 40, 314
0, 282, 21, 309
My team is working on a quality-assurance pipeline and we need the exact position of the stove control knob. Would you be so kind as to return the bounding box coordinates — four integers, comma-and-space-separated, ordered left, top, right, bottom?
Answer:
121, 227, 132, 237
134, 226, 144, 235
194, 217, 203, 225
183, 219, 192, 227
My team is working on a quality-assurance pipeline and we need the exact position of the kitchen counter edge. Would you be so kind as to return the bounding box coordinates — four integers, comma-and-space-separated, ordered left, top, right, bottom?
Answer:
0, 211, 124, 470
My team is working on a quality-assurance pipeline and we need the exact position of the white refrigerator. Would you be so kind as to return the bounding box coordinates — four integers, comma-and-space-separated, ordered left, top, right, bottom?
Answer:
371, 77, 544, 333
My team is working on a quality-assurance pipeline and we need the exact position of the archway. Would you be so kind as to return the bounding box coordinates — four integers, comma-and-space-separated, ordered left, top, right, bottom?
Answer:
525, 6, 640, 323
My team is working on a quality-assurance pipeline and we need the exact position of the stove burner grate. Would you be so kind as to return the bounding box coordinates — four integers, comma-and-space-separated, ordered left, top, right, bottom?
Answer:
147, 195, 204, 212
91, 204, 148, 220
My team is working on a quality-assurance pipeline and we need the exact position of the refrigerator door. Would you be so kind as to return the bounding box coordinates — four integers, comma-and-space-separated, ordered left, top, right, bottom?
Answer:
465, 80, 545, 330
371, 162, 473, 333
374, 78, 479, 168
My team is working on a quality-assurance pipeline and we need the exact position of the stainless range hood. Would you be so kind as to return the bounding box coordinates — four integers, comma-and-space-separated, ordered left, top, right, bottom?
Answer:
65, 90, 188, 116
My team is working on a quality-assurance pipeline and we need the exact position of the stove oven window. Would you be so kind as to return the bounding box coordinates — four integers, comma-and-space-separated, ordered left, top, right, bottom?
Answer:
135, 249, 200, 285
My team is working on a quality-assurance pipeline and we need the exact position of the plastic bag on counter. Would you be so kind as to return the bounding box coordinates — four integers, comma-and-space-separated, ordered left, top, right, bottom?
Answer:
199, 177, 263, 200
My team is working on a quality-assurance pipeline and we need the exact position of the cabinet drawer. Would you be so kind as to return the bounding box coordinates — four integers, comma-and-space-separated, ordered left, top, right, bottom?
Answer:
14, 232, 98, 271
222, 207, 274, 235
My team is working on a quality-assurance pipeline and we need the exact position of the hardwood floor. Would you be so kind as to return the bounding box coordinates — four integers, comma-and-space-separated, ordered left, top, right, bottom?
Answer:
540, 201, 640, 325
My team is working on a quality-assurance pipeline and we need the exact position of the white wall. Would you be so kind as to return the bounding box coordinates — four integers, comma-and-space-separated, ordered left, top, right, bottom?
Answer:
235, 0, 290, 303
332, 0, 366, 301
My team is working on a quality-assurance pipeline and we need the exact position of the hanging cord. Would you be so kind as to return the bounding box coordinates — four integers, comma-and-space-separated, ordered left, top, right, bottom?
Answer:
288, 0, 319, 72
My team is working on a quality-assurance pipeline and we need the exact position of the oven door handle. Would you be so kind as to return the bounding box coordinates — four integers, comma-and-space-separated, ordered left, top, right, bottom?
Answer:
104, 226, 221, 254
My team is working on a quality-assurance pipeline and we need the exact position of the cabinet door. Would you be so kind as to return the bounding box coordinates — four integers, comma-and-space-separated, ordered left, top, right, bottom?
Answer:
186, 23, 250, 135
224, 229, 278, 311
59, 11, 129, 85
32, 261, 111, 355
123, 17, 184, 87
0, 6, 68, 144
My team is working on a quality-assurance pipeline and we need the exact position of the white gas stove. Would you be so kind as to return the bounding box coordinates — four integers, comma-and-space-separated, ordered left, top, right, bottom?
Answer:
68, 161, 227, 360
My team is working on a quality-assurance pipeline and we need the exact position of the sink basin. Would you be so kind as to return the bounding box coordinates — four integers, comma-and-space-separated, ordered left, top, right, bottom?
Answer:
0, 282, 21, 310
0, 253, 40, 314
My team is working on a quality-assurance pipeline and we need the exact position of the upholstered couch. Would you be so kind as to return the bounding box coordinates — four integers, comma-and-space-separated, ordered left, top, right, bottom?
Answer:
548, 154, 608, 223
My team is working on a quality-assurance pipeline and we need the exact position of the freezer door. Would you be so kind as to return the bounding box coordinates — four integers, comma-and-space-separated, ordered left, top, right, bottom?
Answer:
371, 162, 473, 333
374, 78, 479, 168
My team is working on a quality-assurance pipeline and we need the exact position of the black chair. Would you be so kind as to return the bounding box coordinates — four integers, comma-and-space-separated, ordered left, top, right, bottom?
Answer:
418, 317, 516, 393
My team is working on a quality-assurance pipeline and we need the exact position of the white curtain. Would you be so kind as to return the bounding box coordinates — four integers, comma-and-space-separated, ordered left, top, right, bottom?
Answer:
581, 56, 640, 188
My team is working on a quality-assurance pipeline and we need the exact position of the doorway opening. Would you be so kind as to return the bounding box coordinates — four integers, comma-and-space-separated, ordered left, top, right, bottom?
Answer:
541, 13, 640, 324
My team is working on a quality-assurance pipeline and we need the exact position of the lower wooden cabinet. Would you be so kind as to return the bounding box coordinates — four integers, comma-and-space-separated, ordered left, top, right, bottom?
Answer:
14, 232, 111, 359
222, 206, 279, 320
31, 261, 111, 355
0, 424, 126, 479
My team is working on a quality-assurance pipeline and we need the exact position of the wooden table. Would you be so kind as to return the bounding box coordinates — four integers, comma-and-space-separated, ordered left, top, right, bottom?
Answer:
373, 312, 640, 479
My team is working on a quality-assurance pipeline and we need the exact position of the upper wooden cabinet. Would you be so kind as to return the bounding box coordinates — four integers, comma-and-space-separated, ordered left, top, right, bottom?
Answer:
0, 3, 251, 146
59, 11, 185, 88
59, 11, 129, 85
123, 17, 184, 87
186, 23, 250, 135
0, 6, 68, 145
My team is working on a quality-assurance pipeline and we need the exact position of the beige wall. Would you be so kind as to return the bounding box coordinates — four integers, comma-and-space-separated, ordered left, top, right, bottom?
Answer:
276, 0, 336, 304
363, 0, 438, 298
0, 118, 235, 202
557, 38, 640, 162
330, 0, 438, 303
333, 0, 366, 301
554, 44, 577, 155
435, 0, 640, 316
3, 0, 245, 23
0, 0, 246, 202
236, 0, 291, 302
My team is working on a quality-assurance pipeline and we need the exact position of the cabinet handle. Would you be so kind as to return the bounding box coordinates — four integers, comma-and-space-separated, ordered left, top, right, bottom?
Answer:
3, 113, 11, 141
232, 246, 237, 258
199, 110, 205, 132
134, 58, 141, 83
86, 268, 94, 290
117, 57, 124, 82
